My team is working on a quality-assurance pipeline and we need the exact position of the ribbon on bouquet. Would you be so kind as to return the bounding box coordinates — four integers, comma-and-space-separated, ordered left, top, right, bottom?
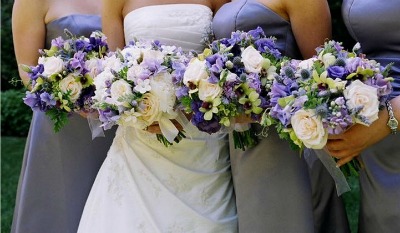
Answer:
158, 114, 180, 143
87, 112, 105, 140
304, 149, 351, 196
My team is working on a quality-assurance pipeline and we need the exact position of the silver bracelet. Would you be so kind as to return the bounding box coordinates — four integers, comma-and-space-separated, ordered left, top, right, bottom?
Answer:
386, 100, 398, 134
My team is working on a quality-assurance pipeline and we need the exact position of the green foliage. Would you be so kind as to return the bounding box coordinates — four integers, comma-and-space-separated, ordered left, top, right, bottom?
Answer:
1, 0, 22, 91
45, 108, 69, 132
1, 89, 32, 136
1, 136, 26, 233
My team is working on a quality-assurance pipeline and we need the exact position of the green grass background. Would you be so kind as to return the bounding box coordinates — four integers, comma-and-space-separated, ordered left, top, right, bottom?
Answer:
1, 136, 360, 233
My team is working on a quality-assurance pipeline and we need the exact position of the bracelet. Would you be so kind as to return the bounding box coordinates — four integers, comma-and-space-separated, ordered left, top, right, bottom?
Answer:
386, 100, 398, 134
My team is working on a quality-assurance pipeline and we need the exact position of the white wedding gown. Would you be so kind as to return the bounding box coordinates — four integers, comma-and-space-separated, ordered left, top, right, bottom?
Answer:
77, 4, 238, 233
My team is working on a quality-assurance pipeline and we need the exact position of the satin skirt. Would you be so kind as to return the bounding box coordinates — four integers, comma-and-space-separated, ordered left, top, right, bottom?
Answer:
229, 128, 350, 233
11, 111, 116, 233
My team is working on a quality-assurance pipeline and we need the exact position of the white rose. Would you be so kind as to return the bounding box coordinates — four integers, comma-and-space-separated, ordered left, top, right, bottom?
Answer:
150, 72, 176, 114
92, 88, 109, 102
343, 80, 379, 125
85, 58, 103, 78
38, 56, 64, 77
121, 47, 143, 61
142, 49, 164, 63
94, 70, 114, 90
138, 92, 161, 125
59, 74, 83, 102
291, 109, 328, 149
110, 79, 133, 106
183, 58, 208, 86
319, 53, 336, 67
198, 79, 222, 101
103, 55, 123, 72
241, 46, 264, 73
298, 58, 317, 70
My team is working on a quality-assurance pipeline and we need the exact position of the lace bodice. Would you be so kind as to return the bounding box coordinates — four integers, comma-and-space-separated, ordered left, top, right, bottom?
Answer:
123, 4, 212, 53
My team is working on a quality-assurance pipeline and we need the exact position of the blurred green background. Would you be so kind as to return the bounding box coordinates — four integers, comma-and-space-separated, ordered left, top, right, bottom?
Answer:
1, 0, 359, 232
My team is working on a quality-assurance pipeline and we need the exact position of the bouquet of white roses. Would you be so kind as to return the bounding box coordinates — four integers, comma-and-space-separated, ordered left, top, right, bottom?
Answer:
92, 40, 188, 146
261, 40, 393, 174
22, 30, 109, 132
177, 27, 283, 150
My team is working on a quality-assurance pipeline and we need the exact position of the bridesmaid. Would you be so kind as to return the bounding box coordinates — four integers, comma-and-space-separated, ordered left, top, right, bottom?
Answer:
213, 0, 350, 232
326, 0, 400, 232
11, 0, 116, 232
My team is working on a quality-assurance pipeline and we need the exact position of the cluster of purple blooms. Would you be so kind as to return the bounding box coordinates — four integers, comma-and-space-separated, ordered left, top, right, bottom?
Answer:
23, 30, 109, 131
178, 27, 282, 141
263, 40, 393, 150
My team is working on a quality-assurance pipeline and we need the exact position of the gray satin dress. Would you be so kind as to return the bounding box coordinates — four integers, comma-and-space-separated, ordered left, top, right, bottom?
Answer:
342, 1, 400, 232
11, 15, 116, 233
213, 1, 350, 232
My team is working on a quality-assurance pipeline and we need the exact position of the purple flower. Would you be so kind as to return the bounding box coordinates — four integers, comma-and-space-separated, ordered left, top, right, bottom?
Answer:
40, 92, 56, 106
99, 108, 118, 130
247, 27, 265, 40
327, 65, 347, 79
345, 57, 364, 73
28, 64, 44, 80
254, 38, 281, 59
51, 37, 65, 48
175, 86, 189, 99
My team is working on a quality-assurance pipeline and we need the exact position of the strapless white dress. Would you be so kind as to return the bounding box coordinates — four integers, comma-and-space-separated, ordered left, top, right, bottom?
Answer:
77, 4, 238, 233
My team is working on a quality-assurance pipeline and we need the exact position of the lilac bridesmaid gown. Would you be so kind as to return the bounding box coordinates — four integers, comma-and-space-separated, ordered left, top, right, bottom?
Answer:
11, 14, 116, 233
342, 0, 400, 232
213, 1, 350, 232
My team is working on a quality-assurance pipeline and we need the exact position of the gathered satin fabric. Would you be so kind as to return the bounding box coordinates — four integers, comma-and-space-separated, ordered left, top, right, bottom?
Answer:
342, 0, 400, 232
11, 15, 117, 233
77, 5, 238, 233
213, 1, 350, 232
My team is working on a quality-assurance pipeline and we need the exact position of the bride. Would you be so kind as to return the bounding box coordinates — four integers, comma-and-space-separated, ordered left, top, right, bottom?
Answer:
77, 1, 238, 232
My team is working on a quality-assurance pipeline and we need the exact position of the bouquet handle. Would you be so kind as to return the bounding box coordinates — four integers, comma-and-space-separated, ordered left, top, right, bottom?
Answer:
304, 149, 351, 196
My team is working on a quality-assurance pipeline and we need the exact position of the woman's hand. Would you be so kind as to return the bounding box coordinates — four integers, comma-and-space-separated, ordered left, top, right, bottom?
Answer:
326, 115, 391, 167
146, 120, 184, 134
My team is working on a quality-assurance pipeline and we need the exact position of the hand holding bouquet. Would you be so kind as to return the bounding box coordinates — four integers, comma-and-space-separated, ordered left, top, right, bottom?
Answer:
22, 30, 109, 132
262, 40, 393, 174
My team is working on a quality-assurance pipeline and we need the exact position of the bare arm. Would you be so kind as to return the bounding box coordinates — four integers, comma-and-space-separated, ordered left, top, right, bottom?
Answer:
211, 0, 230, 13
284, 0, 331, 58
327, 96, 400, 167
12, 0, 48, 87
102, 0, 125, 50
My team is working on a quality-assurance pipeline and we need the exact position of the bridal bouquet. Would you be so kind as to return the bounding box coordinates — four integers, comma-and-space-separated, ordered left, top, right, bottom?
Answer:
177, 27, 283, 150
22, 30, 109, 132
92, 40, 188, 146
262, 40, 393, 153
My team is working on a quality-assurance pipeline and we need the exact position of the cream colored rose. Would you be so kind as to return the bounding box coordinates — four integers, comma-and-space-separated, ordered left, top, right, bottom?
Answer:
183, 58, 208, 86
298, 58, 317, 70
150, 72, 176, 114
344, 80, 379, 125
38, 56, 64, 77
138, 92, 161, 125
59, 74, 83, 102
241, 46, 264, 73
291, 109, 328, 149
198, 79, 222, 101
110, 79, 133, 106
319, 53, 336, 67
